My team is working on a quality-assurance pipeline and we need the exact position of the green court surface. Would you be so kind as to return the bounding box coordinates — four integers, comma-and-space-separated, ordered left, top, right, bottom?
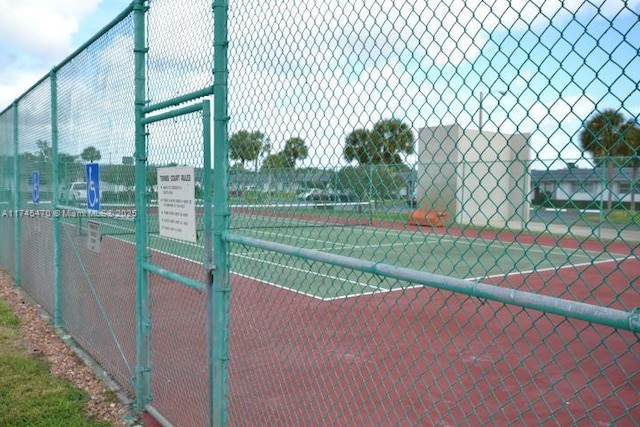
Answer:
60, 207, 621, 301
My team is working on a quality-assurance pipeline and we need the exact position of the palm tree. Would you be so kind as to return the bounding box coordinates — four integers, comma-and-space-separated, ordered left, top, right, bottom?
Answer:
344, 128, 373, 164
344, 119, 415, 166
370, 118, 415, 165
283, 137, 308, 167
229, 130, 267, 170
580, 109, 627, 210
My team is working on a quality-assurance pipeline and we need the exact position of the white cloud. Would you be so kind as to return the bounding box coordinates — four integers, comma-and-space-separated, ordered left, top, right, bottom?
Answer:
0, 0, 100, 61
2, 0, 637, 170
0, 0, 102, 108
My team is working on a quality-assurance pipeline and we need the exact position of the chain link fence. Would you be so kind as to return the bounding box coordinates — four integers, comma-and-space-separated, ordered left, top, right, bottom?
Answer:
0, 106, 15, 277
0, 0, 638, 426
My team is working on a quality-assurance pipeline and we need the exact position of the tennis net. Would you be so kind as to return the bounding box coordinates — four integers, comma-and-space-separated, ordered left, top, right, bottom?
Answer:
61, 200, 373, 238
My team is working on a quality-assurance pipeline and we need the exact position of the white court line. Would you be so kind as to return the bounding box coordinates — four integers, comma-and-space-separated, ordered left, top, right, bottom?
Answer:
245, 222, 610, 261
70, 224, 201, 266
467, 254, 634, 282
231, 272, 323, 299
88, 220, 634, 301
322, 284, 423, 301
102, 228, 383, 300
66, 217, 205, 250
232, 239, 425, 258
233, 252, 382, 292
245, 228, 366, 251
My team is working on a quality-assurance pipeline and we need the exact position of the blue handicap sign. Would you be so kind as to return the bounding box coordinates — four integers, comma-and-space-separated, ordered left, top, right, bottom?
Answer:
32, 171, 40, 204
85, 163, 100, 211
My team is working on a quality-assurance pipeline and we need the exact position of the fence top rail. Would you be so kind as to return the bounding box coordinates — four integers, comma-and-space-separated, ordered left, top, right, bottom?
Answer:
0, 2, 134, 116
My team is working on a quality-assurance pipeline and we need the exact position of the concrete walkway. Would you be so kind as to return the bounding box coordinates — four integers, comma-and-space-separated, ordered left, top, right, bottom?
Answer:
510, 220, 640, 244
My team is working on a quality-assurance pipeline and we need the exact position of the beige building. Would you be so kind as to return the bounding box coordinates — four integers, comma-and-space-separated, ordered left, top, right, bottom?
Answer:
417, 124, 531, 228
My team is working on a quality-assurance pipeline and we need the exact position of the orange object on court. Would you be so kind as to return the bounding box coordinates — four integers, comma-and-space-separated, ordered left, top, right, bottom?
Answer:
407, 209, 449, 227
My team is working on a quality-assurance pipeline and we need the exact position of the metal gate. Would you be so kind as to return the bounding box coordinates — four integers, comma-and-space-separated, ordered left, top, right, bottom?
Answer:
133, 1, 230, 423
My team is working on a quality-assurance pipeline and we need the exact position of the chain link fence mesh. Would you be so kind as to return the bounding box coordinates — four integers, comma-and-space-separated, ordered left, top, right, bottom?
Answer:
143, 1, 216, 422
55, 12, 137, 393
0, 0, 637, 425
16, 79, 54, 313
145, 111, 211, 425
225, 0, 639, 425
0, 106, 15, 277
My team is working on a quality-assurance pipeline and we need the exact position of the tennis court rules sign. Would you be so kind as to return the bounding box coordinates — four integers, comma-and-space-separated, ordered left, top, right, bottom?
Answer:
157, 167, 197, 243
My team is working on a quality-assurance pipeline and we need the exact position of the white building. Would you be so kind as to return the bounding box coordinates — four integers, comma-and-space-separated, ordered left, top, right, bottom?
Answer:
531, 166, 640, 207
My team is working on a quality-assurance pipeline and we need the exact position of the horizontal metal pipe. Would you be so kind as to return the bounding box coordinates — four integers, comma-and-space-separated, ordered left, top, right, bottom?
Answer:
143, 262, 205, 293
225, 233, 639, 333
142, 87, 214, 114
141, 103, 204, 124
145, 405, 173, 427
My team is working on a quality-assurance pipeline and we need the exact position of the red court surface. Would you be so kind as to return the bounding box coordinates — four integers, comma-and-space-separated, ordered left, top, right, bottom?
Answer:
145, 229, 638, 426
58, 221, 638, 426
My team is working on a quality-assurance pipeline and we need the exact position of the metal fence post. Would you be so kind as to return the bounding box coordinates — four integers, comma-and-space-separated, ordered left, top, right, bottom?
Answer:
50, 69, 61, 327
212, 0, 230, 425
12, 100, 19, 286
134, 0, 151, 412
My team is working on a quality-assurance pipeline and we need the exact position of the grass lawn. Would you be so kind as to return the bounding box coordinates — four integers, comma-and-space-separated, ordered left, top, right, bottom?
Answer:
584, 209, 640, 226
0, 299, 110, 427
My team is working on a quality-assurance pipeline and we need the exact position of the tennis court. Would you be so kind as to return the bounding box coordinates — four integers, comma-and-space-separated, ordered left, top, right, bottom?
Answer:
63, 202, 627, 301
52, 201, 637, 425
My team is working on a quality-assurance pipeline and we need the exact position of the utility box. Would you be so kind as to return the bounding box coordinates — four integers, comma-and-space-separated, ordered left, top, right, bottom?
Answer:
416, 124, 530, 228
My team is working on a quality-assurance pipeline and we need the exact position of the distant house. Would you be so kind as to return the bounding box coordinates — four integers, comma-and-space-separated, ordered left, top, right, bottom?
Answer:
531, 166, 640, 205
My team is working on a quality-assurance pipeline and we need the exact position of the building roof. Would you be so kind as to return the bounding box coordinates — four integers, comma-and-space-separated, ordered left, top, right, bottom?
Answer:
531, 167, 636, 183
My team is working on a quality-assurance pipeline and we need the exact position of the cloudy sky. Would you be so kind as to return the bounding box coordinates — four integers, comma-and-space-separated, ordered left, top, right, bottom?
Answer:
0, 0, 130, 109
1, 0, 639, 170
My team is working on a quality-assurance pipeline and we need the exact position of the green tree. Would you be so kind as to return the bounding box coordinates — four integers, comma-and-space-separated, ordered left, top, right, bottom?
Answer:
337, 165, 403, 201
371, 118, 415, 165
229, 130, 267, 170
344, 128, 372, 164
261, 152, 290, 171
283, 137, 308, 167
580, 109, 628, 210
58, 152, 80, 184
59, 153, 77, 164
258, 135, 271, 171
344, 119, 415, 165
36, 140, 51, 162
80, 146, 101, 163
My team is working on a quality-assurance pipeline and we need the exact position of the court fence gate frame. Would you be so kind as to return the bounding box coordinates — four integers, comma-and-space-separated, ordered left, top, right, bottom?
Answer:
0, 0, 639, 426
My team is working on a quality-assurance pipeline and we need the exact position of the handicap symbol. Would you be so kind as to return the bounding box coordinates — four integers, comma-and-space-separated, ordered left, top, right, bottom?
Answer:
86, 164, 100, 210
88, 181, 98, 208
32, 171, 40, 204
